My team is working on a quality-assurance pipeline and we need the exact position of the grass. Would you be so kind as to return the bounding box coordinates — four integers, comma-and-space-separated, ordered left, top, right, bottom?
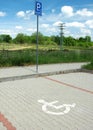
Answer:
1, 43, 93, 51
0, 43, 60, 51
0, 48, 93, 67
0, 43, 35, 50
82, 61, 93, 70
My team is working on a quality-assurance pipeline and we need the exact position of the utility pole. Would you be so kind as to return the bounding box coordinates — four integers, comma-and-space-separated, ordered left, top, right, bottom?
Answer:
59, 23, 65, 50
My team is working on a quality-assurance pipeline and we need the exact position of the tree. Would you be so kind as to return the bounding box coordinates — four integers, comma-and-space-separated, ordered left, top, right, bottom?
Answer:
14, 33, 26, 44
0, 34, 12, 43
31, 32, 44, 44
85, 36, 91, 42
79, 37, 86, 42
53, 35, 60, 45
64, 36, 76, 46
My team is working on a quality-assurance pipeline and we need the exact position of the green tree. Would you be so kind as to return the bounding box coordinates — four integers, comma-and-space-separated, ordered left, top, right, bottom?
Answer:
0, 34, 12, 43
31, 32, 44, 44
85, 36, 91, 42
24, 35, 31, 44
78, 37, 85, 42
14, 33, 26, 44
64, 36, 76, 46
54, 35, 60, 45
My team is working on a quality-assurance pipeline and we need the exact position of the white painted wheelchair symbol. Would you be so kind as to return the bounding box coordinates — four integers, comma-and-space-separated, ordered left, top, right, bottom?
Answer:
38, 99, 76, 115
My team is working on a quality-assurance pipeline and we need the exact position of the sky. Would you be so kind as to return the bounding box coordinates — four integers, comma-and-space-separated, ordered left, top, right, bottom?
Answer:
0, 0, 93, 40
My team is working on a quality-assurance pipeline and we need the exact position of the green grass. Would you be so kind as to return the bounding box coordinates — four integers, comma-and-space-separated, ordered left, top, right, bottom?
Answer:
82, 61, 93, 70
0, 49, 93, 67
1, 43, 93, 51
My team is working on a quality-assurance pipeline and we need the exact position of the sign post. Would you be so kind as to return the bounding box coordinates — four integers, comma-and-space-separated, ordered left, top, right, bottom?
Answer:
35, 1, 42, 73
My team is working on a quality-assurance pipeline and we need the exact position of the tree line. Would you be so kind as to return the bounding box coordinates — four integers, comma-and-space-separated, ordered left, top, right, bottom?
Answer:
0, 32, 93, 47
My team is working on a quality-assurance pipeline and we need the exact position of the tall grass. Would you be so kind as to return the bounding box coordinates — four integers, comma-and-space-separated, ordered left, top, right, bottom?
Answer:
38, 50, 93, 64
82, 60, 93, 70
0, 49, 93, 67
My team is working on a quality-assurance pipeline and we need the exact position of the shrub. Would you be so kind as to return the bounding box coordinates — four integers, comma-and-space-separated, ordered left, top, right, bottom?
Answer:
82, 60, 93, 70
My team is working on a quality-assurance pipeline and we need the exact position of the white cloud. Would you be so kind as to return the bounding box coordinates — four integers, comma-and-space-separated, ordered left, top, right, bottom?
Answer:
26, 28, 36, 32
16, 11, 25, 17
64, 30, 71, 36
49, 28, 56, 33
61, 6, 74, 17
45, 27, 57, 34
0, 29, 11, 34
40, 25, 57, 35
0, 29, 17, 37
0, 29, 24, 38
80, 28, 91, 35
66, 22, 85, 28
16, 10, 34, 19
0, 11, 6, 17
42, 13, 60, 23
53, 21, 62, 26
15, 26, 23, 30
41, 24, 49, 28
85, 20, 93, 28
76, 8, 93, 17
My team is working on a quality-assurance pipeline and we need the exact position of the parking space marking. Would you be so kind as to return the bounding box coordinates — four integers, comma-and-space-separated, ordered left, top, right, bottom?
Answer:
0, 113, 16, 130
45, 76, 93, 95
38, 99, 76, 115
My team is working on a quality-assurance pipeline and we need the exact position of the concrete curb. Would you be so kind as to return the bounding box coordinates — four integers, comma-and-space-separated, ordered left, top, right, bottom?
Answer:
0, 69, 81, 83
81, 69, 93, 74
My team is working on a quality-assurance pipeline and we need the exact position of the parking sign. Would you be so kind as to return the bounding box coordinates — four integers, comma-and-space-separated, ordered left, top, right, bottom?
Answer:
35, 1, 42, 16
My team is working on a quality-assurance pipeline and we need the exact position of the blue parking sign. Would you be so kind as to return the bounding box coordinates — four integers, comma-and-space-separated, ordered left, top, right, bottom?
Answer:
35, 1, 42, 16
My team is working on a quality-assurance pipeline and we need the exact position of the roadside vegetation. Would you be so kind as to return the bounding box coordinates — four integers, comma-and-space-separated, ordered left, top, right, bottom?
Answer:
0, 32, 93, 70
0, 32, 93, 48
0, 49, 93, 67
82, 61, 93, 70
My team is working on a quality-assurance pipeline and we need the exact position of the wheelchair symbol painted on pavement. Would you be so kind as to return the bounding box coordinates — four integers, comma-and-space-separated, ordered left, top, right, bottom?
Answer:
38, 99, 76, 115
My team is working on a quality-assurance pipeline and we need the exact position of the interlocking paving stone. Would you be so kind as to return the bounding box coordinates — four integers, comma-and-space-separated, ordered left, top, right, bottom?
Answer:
0, 72, 93, 130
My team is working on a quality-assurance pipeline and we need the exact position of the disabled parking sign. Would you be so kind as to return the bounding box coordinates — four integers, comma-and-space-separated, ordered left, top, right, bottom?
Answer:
35, 1, 42, 16
38, 99, 76, 116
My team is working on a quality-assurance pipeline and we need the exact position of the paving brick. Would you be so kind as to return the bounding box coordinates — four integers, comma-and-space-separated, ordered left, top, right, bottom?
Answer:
0, 72, 93, 130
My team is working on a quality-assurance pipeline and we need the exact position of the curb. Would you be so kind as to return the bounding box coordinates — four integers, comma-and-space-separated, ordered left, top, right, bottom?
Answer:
81, 69, 93, 74
0, 69, 81, 83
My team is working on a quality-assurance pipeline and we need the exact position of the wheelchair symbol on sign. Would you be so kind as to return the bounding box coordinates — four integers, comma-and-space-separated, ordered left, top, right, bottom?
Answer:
38, 99, 76, 115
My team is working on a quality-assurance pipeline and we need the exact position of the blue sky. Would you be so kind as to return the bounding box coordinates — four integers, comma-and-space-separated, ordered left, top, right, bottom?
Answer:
0, 0, 93, 40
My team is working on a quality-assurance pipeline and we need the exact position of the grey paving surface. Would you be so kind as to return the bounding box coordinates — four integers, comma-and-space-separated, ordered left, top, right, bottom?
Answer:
0, 62, 88, 82
0, 71, 93, 130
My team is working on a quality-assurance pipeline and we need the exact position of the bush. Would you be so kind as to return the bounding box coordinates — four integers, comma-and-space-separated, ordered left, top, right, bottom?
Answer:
82, 61, 93, 70
0, 49, 93, 67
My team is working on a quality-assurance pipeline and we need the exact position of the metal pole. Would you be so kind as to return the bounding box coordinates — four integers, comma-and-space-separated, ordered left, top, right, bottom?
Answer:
36, 15, 39, 73
35, 0, 42, 73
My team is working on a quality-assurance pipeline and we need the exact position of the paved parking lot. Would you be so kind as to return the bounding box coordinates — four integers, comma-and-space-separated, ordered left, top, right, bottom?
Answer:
0, 72, 93, 130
